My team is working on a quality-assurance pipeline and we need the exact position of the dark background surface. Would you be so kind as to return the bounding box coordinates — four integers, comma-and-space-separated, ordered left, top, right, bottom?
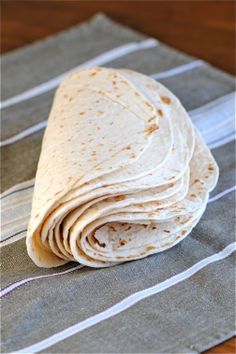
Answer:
1, 0, 235, 75
1, 1, 235, 353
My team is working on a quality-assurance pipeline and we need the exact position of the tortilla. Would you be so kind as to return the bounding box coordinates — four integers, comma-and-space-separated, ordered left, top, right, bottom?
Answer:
26, 67, 219, 268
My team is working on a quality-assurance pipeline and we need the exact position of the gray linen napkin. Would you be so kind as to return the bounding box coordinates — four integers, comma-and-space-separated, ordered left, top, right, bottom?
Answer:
1, 13, 235, 353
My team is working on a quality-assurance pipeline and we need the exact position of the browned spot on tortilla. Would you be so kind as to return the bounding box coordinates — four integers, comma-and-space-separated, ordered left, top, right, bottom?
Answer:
152, 226, 157, 230
208, 164, 214, 171
163, 242, 171, 247
148, 116, 156, 122
181, 230, 187, 235
35, 214, 39, 218
116, 256, 125, 259
79, 112, 85, 115
114, 195, 126, 202
146, 246, 156, 251
125, 145, 131, 150
109, 225, 117, 232
60, 124, 64, 128
97, 126, 101, 130
125, 226, 132, 231
161, 96, 171, 104
157, 109, 163, 116
90, 72, 97, 76
92, 151, 97, 156
131, 154, 136, 159
164, 230, 170, 233
93, 237, 106, 248
54, 191, 61, 196
135, 92, 140, 97
193, 179, 200, 184
68, 97, 73, 102
119, 240, 126, 246
190, 193, 196, 198
146, 123, 159, 135
144, 101, 152, 108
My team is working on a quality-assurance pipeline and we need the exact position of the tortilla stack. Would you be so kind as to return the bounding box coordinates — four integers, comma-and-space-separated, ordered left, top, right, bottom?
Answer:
26, 67, 219, 268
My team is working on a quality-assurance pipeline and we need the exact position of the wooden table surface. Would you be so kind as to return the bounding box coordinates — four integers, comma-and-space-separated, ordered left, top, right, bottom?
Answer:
2, 1, 235, 353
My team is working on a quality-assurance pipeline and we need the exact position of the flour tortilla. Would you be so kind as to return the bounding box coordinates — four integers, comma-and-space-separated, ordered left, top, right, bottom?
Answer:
27, 68, 218, 268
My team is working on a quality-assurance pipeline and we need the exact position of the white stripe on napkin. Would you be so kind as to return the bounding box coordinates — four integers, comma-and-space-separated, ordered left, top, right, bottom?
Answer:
190, 91, 235, 116
0, 179, 34, 200
0, 229, 27, 247
0, 39, 158, 110
151, 60, 204, 80
208, 185, 236, 203
0, 265, 83, 298
12, 242, 236, 354
0, 121, 47, 147
190, 92, 235, 131
208, 132, 236, 150
3, 195, 33, 211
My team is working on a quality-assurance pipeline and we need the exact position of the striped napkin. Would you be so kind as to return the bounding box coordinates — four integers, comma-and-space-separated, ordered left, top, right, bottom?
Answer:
1, 14, 235, 353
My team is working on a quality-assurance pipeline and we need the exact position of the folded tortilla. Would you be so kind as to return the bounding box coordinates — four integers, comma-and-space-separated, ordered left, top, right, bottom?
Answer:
27, 67, 219, 268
